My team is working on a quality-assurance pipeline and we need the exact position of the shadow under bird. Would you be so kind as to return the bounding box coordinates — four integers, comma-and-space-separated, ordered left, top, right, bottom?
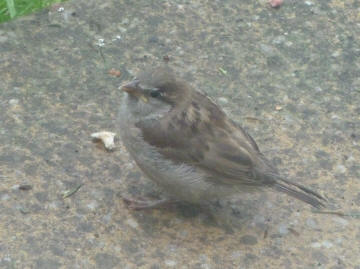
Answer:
118, 67, 325, 210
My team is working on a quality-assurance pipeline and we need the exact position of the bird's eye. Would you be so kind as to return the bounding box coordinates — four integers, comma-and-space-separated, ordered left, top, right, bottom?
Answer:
150, 90, 161, 98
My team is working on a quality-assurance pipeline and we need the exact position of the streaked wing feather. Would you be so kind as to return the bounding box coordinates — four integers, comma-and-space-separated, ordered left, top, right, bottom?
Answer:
136, 93, 267, 186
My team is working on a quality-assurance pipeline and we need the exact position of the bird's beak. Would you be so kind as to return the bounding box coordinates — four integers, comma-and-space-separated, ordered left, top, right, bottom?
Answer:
120, 79, 148, 103
121, 79, 140, 93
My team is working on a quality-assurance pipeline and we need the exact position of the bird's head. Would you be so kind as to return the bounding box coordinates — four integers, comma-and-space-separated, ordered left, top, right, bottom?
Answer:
120, 67, 189, 119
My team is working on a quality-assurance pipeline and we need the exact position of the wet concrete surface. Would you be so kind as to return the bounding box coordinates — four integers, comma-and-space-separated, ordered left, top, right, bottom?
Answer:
0, 0, 359, 268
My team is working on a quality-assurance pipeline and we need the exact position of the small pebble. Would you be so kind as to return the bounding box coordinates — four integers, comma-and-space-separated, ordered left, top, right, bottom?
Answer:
125, 218, 139, 229
97, 38, 105, 47
218, 97, 229, 105
331, 50, 341, 57
9, 99, 19, 106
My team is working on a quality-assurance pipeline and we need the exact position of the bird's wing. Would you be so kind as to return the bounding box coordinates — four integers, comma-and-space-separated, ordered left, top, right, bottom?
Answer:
135, 93, 272, 186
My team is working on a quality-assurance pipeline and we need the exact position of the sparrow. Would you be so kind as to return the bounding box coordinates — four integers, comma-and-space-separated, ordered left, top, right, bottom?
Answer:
118, 67, 325, 210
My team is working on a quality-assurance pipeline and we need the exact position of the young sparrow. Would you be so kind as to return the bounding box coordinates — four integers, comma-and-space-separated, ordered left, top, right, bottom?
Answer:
118, 67, 325, 210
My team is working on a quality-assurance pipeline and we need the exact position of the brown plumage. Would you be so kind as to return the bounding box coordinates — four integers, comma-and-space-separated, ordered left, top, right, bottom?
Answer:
119, 67, 326, 209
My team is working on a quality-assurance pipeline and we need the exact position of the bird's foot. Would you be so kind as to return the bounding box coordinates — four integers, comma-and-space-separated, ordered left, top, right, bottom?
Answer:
122, 195, 175, 210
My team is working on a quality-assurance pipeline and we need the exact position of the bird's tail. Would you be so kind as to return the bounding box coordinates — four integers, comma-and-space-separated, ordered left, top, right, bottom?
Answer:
271, 176, 326, 208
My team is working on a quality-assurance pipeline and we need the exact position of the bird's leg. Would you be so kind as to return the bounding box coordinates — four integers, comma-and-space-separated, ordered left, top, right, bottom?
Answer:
122, 195, 177, 210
